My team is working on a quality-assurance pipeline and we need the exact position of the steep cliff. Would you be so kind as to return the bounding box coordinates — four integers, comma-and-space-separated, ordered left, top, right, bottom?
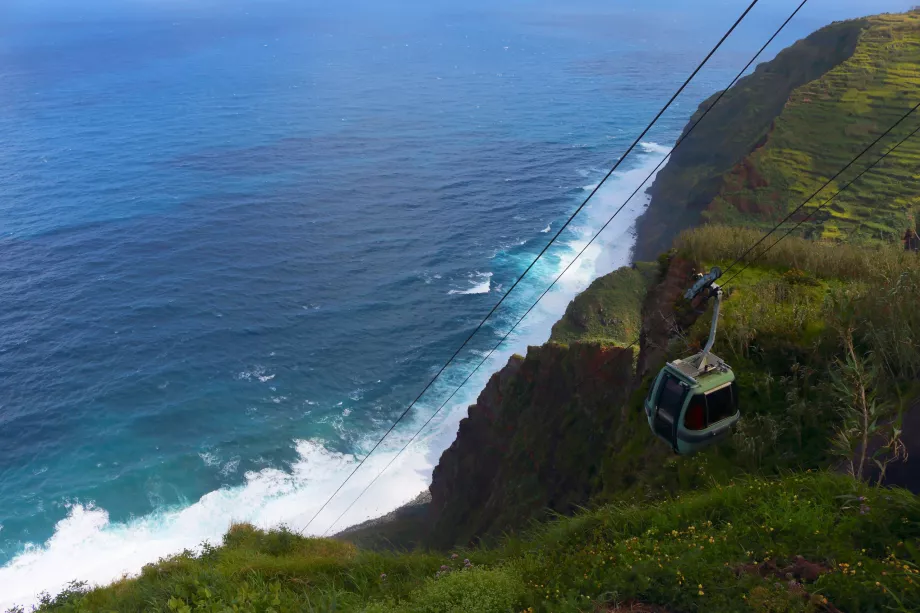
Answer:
427, 342, 635, 549
634, 11, 920, 260
424, 254, 726, 548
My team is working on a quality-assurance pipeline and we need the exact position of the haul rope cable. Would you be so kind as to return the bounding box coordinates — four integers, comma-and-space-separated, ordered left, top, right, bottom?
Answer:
298, 0, 762, 535
721, 118, 920, 288
717, 100, 920, 282
327, 61, 920, 538
601, 110, 920, 387
324, 20, 920, 538
321, 0, 810, 536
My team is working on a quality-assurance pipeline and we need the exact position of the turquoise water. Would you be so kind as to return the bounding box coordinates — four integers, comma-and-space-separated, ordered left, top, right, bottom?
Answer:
0, 0, 912, 606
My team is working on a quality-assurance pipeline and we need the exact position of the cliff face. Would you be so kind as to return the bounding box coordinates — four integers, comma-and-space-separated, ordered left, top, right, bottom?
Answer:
424, 255, 714, 548
421, 10, 920, 552
427, 342, 635, 548
633, 16, 869, 260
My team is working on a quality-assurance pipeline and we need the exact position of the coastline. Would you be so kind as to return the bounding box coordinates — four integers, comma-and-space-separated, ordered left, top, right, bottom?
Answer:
332, 153, 669, 546
0, 146, 667, 610
328, 147, 670, 536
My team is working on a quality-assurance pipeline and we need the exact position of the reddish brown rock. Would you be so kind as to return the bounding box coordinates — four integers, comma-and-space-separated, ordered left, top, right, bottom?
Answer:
427, 342, 635, 548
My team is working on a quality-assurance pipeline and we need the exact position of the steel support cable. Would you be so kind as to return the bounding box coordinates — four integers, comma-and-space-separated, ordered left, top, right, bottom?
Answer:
719, 101, 920, 281
321, 0, 824, 536
326, 113, 920, 535
298, 0, 762, 535
721, 119, 920, 288
625, 113, 920, 379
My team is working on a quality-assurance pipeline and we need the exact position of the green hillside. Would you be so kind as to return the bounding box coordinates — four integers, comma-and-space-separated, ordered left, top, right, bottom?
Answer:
634, 10, 920, 260
549, 262, 657, 346
709, 11, 920, 242
24, 473, 920, 613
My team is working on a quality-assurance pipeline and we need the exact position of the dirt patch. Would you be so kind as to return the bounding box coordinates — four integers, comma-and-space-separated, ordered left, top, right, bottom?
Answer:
735, 556, 842, 613
602, 601, 673, 613
735, 555, 830, 582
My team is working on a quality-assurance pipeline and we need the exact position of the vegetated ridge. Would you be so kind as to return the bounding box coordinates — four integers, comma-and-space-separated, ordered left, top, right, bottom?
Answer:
24, 9, 920, 613
634, 10, 920, 260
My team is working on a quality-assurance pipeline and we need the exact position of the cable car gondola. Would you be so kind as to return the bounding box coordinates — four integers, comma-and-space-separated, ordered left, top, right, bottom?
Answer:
644, 267, 740, 455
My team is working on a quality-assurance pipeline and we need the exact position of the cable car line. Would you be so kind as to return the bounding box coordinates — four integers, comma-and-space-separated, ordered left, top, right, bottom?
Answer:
320, 1, 825, 535
298, 0, 762, 535
645, 109, 920, 454
326, 106, 920, 535
575, 107, 920, 456
718, 100, 920, 282
721, 119, 920, 288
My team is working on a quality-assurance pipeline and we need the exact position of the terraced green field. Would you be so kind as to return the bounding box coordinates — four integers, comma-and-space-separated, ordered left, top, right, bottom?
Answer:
709, 11, 920, 242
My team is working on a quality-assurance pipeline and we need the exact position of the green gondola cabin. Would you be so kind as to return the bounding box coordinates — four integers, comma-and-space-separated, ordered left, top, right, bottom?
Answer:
644, 267, 740, 455
644, 354, 739, 455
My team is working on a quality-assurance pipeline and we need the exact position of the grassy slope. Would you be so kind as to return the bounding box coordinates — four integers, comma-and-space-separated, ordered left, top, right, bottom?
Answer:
709, 11, 920, 242
618, 226, 920, 494
29, 473, 920, 613
549, 262, 658, 346
632, 16, 867, 260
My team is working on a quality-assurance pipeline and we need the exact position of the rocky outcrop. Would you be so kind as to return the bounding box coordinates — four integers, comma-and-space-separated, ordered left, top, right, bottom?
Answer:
423, 256, 710, 549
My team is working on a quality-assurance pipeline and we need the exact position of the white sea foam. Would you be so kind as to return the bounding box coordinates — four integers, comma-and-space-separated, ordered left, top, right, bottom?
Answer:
219, 457, 241, 477
0, 439, 435, 609
236, 366, 274, 383
198, 451, 220, 467
541, 224, 551, 233
0, 143, 670, 610
447, 271, 492, 295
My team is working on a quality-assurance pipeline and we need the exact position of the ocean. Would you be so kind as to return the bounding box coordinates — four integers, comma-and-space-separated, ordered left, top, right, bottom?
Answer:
0, 0, 913, 606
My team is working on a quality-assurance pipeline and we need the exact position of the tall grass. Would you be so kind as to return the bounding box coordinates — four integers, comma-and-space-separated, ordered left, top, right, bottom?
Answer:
677, 224, 920, 382
855, 265, 920, 381
675, 224, 919, 282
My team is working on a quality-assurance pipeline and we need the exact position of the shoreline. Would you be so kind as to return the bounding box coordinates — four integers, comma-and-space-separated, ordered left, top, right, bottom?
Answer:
331, 159, 667, 545
0, 146, 664, 609
324, 147, 668, 538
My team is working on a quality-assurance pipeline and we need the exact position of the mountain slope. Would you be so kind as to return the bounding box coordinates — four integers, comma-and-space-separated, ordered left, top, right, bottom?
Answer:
635, 11, 920, 260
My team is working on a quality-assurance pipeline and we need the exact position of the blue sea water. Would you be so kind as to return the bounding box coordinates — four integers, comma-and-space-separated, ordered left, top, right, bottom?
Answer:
0, 0, 914, 605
